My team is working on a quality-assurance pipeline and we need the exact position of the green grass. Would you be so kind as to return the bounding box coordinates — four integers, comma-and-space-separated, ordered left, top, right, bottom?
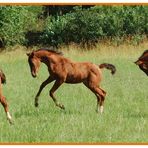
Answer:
0, 44, 148, 143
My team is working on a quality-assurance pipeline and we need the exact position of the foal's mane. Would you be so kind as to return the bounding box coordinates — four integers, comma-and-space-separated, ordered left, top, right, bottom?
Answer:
142, 49, 148, 55
37, 48, 63, 56
139, 49, 148, 59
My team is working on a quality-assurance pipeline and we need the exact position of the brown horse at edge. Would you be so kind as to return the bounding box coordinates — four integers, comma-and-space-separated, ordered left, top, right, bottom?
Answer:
27, 49, 116, 114
0, 69, 12, 124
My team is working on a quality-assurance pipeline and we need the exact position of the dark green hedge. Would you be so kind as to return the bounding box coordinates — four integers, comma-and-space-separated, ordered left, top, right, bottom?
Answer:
41, 6, 148, 48
0, 6, 42, 47
0, 6, 148, 48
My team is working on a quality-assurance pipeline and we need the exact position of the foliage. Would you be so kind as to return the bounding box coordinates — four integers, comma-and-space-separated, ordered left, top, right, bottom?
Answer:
42, 6, 148, 48
42, 6, 107, 48
40, 16, 67, 47
0, 5, 148, 49
0, 6, 42, 47
63, 7, 104, 48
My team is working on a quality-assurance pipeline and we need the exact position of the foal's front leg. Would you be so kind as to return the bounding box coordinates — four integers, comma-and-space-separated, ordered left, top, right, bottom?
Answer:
49, 80, 65, 110
35, 76, 54, 107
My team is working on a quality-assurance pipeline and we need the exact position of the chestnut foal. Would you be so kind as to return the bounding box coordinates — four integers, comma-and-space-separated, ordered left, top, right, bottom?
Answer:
0, 69, 12, 124
27, 49, 116, 114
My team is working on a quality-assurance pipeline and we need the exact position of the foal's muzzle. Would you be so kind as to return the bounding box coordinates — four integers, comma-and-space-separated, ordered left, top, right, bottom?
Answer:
134, 60, 142, 65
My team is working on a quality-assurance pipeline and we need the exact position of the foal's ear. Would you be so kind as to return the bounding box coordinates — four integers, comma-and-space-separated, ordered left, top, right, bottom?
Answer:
26, 52, 34, 57
26, 52, 31, 56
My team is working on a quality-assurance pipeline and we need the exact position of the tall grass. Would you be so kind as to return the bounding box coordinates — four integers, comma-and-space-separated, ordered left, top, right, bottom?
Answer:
0, 43, 148, 143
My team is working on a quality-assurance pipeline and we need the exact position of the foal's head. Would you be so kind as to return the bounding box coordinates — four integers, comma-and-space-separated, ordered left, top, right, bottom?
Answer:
26, 51, 41, 78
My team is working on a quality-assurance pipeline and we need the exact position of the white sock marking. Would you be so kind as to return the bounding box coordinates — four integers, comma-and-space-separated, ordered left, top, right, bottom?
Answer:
100, 106, 104, 114
6, 112, 12, 120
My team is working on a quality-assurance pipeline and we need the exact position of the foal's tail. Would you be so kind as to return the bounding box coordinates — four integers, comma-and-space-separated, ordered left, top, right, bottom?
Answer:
0, 69, 6, 84
99, 63, 116, 75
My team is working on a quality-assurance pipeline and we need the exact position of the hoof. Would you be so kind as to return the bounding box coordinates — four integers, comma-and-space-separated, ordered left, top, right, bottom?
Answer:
35, 102, 39, 107
60, 105, 65, 110
6, 112, 13, 125
57, 104, 65, 110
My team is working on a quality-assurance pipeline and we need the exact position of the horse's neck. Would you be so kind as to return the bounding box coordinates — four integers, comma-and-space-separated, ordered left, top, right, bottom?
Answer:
36, 52, 54, 66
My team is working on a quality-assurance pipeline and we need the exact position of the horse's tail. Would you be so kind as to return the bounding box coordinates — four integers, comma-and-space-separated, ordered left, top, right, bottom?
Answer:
0, 69, 6, 84
99, 63, 116, 75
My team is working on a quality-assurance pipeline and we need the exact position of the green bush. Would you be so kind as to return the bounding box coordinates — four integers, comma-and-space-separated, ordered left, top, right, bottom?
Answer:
41, 16, 67, 47
42, 6, 148, 48
0, 6, 148, 48
122, 6, 147, 35
42, 7, 105, 48
63, 7, 104, 47
0, 6, 42, 47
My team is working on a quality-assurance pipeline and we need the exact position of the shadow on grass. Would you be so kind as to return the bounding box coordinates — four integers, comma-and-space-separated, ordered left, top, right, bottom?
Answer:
51, 107, 82, 115
125, 112, 148, 118
14, 106, 82, 119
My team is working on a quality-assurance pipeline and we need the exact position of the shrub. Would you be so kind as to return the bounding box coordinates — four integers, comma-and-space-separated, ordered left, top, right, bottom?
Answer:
42, 6, 105, 48
41, 16, 67, 47
42, 6, 148, 48
1, 5, 148, 49
0, 6, 42, 47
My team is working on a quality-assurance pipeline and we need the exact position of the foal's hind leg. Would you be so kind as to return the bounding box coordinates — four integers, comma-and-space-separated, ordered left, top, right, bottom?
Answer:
95, 87, 106, 114
83, 82, 106, 114
0, 96, 12, 124
49, 80, 65, 110
35, 76, 54, 107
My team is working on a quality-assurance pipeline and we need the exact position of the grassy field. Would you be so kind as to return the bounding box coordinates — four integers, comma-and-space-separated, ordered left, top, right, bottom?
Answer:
0, 43, 148, 143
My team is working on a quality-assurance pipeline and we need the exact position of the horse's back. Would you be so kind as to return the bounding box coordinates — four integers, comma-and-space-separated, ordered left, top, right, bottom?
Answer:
65, 61, 101, 83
